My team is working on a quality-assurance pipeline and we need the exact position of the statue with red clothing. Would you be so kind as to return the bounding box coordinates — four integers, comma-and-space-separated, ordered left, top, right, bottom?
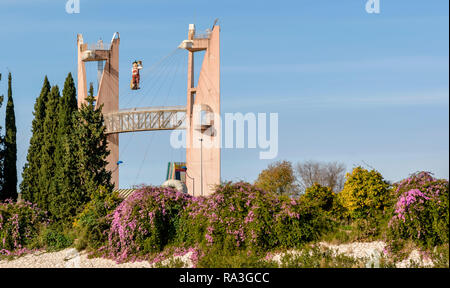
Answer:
131, 60, 143, 90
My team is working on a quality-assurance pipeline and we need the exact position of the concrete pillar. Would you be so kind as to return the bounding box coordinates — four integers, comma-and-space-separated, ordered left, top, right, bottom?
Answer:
77, 33, 120, 189
186, 25, 221, 196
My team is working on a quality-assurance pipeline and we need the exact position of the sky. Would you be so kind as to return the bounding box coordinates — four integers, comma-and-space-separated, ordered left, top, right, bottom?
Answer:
0, 0, 448, 189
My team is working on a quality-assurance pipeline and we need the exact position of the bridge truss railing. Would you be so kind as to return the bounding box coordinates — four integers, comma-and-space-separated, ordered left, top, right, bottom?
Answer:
104, 106, 186, 134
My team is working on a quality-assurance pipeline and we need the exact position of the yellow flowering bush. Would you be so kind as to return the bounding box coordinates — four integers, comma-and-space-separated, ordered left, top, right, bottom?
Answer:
338, 167, 390, 219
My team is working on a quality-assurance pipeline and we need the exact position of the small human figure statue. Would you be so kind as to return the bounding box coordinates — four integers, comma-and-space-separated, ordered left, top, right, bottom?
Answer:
131, 60, 143, 90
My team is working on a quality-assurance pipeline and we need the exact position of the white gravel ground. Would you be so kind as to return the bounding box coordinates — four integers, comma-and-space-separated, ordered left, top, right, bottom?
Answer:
319, 241, 434, 268
319, 241, 386, 259
0, 248, 196, 268
0, 242, 434, 268
0, 249, 152, 268
270, 241, 434, 268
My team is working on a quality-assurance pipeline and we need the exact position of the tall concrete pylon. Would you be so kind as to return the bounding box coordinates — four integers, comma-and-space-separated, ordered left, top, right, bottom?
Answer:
183, 24, 221, 196
77, 33, 120, 188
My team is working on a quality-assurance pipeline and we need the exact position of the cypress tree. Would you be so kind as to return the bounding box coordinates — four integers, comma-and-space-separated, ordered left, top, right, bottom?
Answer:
74, 83, 112, 199
2, 73, 17, 201
0, 73, 4, 195
38, 85, 60, 212
55, 73, 77, 163
20, 76, 51, 203
49, 73, 80, 221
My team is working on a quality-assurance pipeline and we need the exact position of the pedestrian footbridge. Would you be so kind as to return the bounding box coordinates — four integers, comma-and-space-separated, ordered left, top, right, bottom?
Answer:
103, 105, 186, 134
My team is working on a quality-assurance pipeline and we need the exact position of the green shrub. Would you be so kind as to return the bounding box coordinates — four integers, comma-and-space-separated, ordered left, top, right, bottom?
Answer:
302, 183, 335, 212
41, 227, 74, 251
351, 216, 384, 241
74, 186, 122, 251
197, 248, 275, 268
28, 224, 75, 252
0, 200, 48, 255
274, 195, 330, 248
338, 166, 391, 219
320, 214, 389, 244
320, 225, 352, 244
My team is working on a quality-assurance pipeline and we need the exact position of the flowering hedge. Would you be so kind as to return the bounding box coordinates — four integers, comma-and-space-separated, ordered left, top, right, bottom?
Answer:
176, 182, 329, 252
0, 200, 49, 256
102, 187, 191, 262
99, 183, 330, 263
388, 172, 449, 249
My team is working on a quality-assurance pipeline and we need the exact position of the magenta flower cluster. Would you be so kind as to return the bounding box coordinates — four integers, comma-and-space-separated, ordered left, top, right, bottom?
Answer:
394, 171, 444, 198
101, 186, 191, 263
388, 172, 449, 247
391, 172, 448, 224
393, 189, 430, 222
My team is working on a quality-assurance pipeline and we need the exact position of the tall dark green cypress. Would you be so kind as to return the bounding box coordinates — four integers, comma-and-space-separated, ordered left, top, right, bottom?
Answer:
49, 73, 80, 221
20, 76, 51, 203
2, 73, 17, 201
38, 85, 60, 212
74, 82, 112, 199
0, 73, 4, 195
56, 73, 77, 159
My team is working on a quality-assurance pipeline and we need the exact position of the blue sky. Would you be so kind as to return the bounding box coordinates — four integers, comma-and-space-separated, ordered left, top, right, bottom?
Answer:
0, 0, 448, 189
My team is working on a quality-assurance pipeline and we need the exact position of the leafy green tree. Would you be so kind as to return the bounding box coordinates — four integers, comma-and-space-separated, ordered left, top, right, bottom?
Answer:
20, 76, 51, 203
255, 160, 299, 196
73, 82, 112, 203
37, 85, 60, 211
2, 73, 17, 201
303, 183, 335, 212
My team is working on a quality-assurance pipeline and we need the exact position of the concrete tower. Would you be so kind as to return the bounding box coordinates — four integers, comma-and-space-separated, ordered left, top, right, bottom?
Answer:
183, 24, 221, 196
77, 33, 120, 188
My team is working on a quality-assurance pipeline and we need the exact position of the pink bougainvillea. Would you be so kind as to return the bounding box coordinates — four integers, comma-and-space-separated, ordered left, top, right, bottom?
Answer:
176, 182, 328, 252
99, 182, 328, 264
102, 186, 191, 263
388, 172, 449, 248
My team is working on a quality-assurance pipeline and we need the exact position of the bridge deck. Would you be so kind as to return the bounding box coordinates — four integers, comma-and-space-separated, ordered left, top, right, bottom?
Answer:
104, 105, 186, 134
